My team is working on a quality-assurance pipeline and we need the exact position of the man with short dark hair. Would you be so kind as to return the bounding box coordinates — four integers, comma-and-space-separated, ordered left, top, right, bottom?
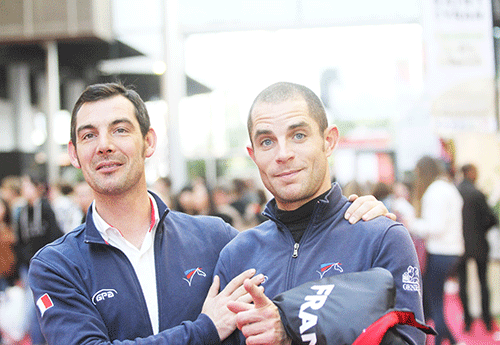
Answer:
216, 82, 426, 345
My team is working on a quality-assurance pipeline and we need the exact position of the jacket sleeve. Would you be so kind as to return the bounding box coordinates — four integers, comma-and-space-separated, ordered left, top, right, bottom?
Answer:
373, 223, 426, 345
29, 256, 220, 345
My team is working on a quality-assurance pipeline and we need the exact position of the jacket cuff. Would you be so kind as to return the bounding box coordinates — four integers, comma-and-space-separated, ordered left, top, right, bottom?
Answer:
196, 313, 221, 345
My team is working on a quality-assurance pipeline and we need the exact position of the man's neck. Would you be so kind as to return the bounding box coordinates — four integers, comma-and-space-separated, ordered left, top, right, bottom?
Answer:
275, 189, 331, 243
94, 189, 152, 248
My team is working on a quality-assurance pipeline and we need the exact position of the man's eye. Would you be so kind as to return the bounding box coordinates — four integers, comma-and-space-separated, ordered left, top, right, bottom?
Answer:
82, 133, 94, 140
261, 139, 273, 147
294, 133, 305, 140
115, 127, 127, 134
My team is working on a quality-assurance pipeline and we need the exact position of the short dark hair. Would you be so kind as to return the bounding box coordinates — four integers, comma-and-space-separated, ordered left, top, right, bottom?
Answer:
461, 163, 476, 175
247, 82, 328, 144
70, 82, 150, 146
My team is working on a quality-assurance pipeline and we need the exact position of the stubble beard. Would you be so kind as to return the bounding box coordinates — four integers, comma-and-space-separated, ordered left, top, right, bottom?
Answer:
79, 149, 146, 198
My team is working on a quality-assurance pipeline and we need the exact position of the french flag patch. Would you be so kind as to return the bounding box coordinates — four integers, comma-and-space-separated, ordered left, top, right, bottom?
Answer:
36, 293, 54, 317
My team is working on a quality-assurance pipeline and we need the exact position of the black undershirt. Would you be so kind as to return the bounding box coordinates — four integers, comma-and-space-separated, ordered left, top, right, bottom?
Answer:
275, 189, 330, 243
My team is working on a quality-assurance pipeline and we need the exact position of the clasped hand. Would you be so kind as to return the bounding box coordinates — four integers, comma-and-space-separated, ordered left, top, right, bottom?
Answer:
202, 269, 290, 345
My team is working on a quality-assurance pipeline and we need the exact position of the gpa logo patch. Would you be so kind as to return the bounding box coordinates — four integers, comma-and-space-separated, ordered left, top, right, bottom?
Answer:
36, 293, 54, 317
183, 267, 206, 286
92, 289, 118, 305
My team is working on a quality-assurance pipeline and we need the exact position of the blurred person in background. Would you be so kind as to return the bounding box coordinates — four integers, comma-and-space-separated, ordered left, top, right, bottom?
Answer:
215, 82, 426, 345
175, 184, 197, 215
457, 163, 497, 333
392, 182, 416, 222
243, 187, 268, 227
150, 176, 175, 209
230, 178, 269, 229
15, 174, 64, 345
15, 175, 63, 273
50, 181, 84, 234
0, 197, 16, 290
405, 156, 465, 345
73, 181, 93, 223
371, 181, 394, 210
175, 178, 211, 215
230, 178, 254, 220
27, 82, 393, 345
342, 179, 368, 197
209, 181, 245, 230
0, 175, 25, 223
192, 177, 211, 215
371, 181, 416, 227
0, 196, 16, 345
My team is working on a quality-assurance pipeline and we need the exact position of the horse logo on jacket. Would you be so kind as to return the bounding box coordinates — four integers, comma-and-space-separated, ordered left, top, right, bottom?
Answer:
317, 262, 343, 279
183, 267, 206, 286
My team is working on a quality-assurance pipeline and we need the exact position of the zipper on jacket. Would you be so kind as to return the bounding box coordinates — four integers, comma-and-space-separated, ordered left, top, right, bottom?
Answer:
292, 242, 300, 258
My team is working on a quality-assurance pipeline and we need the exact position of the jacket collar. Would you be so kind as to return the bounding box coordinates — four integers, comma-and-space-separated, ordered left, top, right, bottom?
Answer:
84, 191, 170, 244
263, 182, 347, 227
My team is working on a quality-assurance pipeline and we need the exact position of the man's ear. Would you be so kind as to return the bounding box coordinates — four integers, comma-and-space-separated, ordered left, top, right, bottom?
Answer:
247, 145, 256, 164
144, 128, 157, 158
324, 125, 339, 157
68, 141, 81, 169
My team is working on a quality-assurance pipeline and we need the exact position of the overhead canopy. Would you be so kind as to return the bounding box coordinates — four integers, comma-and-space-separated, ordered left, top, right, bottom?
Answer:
0, 38, 211, 101
98, 73, 212, 100
0, 38, 143, 72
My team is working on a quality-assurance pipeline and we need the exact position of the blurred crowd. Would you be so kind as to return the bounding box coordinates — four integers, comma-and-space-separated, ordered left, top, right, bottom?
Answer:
1, 155, 499, 344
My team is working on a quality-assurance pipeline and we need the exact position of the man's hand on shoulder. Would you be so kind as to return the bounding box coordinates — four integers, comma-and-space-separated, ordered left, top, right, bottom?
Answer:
344, 194, 397, 224
202, 269, 265, 341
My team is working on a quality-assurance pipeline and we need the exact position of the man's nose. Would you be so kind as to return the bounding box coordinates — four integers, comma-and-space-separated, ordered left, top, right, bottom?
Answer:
97, 133, 115, 154
275, 141, 294, 163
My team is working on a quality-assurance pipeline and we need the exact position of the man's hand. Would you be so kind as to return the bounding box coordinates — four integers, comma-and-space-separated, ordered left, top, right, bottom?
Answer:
202, 269, 265, 341
227, 279, 291, 345
344, 194, 397, 224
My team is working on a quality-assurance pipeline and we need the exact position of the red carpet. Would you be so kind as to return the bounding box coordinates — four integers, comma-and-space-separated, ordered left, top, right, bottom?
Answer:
425, 281, 500, 345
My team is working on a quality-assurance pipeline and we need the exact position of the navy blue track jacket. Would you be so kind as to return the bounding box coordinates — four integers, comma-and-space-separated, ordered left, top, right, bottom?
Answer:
28, 192, 238, 344
215, 184, 425, 345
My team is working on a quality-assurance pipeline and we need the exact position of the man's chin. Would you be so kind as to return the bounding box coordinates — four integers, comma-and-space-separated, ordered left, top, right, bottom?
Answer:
92, 181, 127, 196
275, 192, 305, 208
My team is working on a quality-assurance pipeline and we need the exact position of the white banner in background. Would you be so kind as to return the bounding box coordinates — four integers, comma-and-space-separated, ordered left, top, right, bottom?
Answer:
422, 0, 497, 133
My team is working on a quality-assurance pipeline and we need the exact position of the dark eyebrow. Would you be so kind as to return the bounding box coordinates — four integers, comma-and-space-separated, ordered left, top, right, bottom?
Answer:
110, 118, 134, 128
288, 121, 310, 131
76, 124, 96, 137
253, 129, 272, 142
